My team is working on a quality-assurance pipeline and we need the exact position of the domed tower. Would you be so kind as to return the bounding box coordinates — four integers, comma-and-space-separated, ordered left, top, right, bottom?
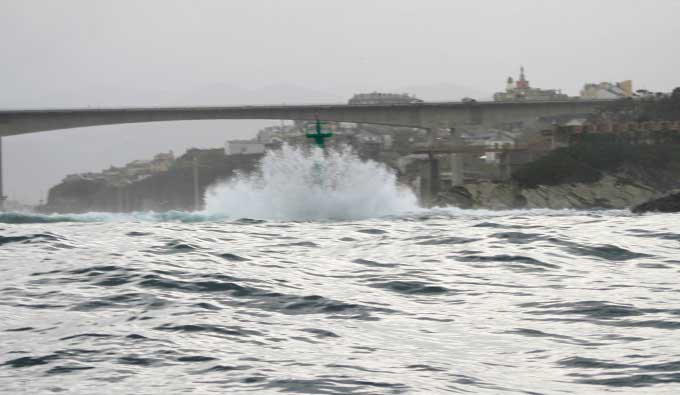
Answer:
516, 66, 530, 89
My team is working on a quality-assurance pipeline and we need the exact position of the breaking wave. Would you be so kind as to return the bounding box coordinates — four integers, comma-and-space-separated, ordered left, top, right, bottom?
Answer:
203, 145, 420, 220
0, 146, 420, 223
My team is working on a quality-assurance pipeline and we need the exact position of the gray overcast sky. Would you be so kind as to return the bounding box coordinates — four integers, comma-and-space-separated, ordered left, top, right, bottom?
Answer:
1, 0, 679, 203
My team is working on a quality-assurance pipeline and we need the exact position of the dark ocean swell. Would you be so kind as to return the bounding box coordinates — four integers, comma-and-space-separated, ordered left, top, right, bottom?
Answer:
1, 209, 680, 394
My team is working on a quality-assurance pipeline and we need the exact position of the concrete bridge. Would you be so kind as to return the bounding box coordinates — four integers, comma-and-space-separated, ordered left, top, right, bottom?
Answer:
0, 99, 616, 209
0, 99, 613, 137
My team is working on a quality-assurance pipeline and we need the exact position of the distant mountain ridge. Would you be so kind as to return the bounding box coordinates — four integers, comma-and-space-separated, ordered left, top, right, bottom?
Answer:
0, 81, 488, 108
399, 83, 491, 102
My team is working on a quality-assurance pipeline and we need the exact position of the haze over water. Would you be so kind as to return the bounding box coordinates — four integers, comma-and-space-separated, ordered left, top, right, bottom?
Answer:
2, 149, 680, 394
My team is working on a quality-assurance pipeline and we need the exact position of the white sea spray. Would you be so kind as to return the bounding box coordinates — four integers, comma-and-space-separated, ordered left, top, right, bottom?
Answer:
203, 145, 421, 220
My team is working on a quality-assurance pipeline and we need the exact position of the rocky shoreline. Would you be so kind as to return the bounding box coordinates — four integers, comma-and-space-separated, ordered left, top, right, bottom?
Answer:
436, 173, 671, 211
632, 191, 680, 213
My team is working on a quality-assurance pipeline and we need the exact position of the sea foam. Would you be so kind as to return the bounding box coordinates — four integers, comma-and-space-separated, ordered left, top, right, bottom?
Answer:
203, 145, 420, 220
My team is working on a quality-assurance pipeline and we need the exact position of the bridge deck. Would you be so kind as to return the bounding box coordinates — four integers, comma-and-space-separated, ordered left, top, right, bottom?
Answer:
0, 99, 617, 137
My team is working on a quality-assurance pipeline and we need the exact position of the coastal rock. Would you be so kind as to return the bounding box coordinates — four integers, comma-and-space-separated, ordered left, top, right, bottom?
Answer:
437, 183, 523, 209
521, 175, 657, 209
438, 174, 659, 210
631, 191, 680, 213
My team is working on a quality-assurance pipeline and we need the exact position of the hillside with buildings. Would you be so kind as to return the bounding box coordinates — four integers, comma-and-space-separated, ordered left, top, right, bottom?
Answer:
38, 81, 680, 214
40, 149, 262, 213
438, 88, 680, 209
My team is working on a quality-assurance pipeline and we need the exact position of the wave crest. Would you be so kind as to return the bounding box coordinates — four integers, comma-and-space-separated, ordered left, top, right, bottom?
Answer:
203, 145, 420, 220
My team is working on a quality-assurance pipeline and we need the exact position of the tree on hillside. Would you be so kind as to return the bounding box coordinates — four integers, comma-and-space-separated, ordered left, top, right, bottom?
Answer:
672, 87, 680, 102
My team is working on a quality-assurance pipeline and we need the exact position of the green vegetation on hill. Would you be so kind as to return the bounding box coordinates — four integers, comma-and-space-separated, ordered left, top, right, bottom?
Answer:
600, 87, 680, 121
512, 141, 680, 188
639, 87, 680, 120
513, 91, 680, 189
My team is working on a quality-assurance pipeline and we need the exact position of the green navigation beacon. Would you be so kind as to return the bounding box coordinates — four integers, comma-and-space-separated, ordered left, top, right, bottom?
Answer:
305, 118, 333, 149
305, 118, 332, 186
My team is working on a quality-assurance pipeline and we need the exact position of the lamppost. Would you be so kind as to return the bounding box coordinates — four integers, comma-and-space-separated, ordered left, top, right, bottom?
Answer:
193, 155, 200, 211
0, 137, 5, 211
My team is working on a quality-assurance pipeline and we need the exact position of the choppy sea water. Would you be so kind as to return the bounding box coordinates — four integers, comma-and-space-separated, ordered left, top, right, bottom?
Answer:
2, 209, 680, 394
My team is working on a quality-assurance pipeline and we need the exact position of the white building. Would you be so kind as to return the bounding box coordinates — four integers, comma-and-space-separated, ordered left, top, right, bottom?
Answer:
580, 81, 633, 99
256, 125, 300, 144
226, 140, 266, 155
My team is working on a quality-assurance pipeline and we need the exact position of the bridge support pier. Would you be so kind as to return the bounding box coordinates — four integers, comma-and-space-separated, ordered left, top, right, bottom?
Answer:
419, 154, 440, 208
0, 137, 5, 211
447, 127, 464, 187
449, 153, 464, 186
496, 152, 512, 181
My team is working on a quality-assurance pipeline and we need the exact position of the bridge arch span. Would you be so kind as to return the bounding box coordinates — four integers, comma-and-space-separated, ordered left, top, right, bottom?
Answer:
0, 100, 614, 137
